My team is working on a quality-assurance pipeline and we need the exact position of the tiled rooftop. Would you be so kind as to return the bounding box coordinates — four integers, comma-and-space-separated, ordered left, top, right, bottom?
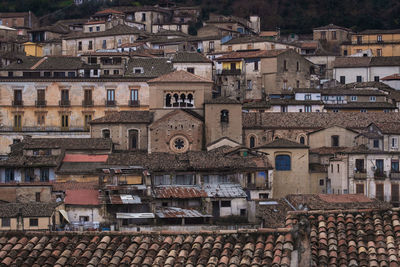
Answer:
243, 112, 400, 130
0, 230, 293, 267
154, 186, 207, 199
89, 111, 152, 124
148, 70, 213, 83
288, 208, 400, 267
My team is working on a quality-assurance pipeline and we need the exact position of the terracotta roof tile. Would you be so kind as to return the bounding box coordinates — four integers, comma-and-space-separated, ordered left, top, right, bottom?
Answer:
64, 189, 100, 205
89, 111, 152, 124
148, 70, 213, 83
243, 112, 400, 130
153, 186, 207, 198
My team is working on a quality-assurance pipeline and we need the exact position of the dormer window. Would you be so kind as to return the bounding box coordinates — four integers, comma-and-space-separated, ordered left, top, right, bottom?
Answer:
102, 129, 110, 138
220, 110, 229, 123
134, 67, 143, 74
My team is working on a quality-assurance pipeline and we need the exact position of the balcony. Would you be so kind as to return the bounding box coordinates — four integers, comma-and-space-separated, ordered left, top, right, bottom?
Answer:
35, 100, 47, 107
59, 100, 71, 107
220, 69, 242, 76
390, 172, 400, 180
374, 171, 386, 180
354, 171, 367, 179
82, 100, 94, 107
247, 183, 271, 190
106, 100, 116, 107
12, 100, 23, 107
129, 100, 140, 107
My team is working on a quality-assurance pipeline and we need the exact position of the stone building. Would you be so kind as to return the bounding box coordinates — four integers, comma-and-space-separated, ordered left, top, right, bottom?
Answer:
172, 52, 213, 80
215, 49, 314, 100
62, 25, 149, 56
0, 76, 149, 154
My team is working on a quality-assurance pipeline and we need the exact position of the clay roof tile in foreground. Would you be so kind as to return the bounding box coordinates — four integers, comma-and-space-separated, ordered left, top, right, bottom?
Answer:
0, 230, 293, 266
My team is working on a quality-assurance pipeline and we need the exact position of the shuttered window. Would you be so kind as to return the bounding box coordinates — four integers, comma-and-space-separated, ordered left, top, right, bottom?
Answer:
275, 155, 291, 171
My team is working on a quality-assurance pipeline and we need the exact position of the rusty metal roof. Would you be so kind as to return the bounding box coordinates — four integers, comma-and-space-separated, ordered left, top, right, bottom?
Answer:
109, 194, 141, 204
204, 183, 247, 198
155, 207, 211, 218
153, 186, 207, 199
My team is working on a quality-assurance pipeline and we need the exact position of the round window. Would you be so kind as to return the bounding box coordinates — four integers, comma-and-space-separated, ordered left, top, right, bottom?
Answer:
170, 135, 189, 153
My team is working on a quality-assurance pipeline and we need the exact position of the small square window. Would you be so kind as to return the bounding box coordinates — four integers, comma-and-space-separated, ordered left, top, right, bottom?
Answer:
370, 96, 376, 102
1, 218, 10, 227
29, 218, 38, 227
319, 179, 324, 186
373, 139, 379, 148
221, 201, 231, 207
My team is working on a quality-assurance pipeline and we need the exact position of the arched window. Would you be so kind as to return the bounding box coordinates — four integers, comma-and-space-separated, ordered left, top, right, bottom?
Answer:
173, 94, 179, 107
220, 109, 229, 122
249, 136, 256, 148
102, 129, 110, 138
275, 155, 291, 171
129, 129, 138, 150
165, 93, 172, 107
180, 93, 186, 107
299, 136, 305, 144
187, 93, 193, 107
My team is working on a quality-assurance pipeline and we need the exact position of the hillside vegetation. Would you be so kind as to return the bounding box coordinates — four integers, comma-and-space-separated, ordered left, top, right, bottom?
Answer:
1, 0, 400, 33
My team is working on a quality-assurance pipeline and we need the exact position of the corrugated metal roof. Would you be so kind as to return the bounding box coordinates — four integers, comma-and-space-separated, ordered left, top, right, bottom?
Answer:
156, 207, 211, 218
109, 194, 141, 204
153, 186, 207, 199
116, 212, 155, 219
204, 183, 247, 198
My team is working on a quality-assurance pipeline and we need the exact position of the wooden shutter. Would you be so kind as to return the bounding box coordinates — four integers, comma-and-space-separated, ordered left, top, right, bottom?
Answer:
376, 184, 384, 201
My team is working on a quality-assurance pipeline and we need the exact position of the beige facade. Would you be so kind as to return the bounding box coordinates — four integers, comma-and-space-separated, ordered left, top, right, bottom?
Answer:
261, 50, 313, 94
149, 110, 203, 153
313, 26, 351, 45
91, 122, 148, 151
152, 24, 189, 34
221, 41, 300, 53
0, 185, 53, 203
205, 102, 242, 146
173, 62, 212, 80
131, 10, 169, 33
308, 126, 358, 149
258, 146, 311, 198
0, 79, 149, 153
148, 79, 212, 121
62, 25, 145, 56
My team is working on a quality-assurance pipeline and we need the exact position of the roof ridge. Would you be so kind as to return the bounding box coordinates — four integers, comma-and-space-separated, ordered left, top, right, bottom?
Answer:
30, 57, 47, 70
0, 227, 292, 237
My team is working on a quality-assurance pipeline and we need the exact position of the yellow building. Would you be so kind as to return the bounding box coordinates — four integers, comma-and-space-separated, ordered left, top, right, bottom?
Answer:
341, 29, 400, 56
23, 42, 43, 57
0, 202, 63, 231
257, 138, 312, 198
